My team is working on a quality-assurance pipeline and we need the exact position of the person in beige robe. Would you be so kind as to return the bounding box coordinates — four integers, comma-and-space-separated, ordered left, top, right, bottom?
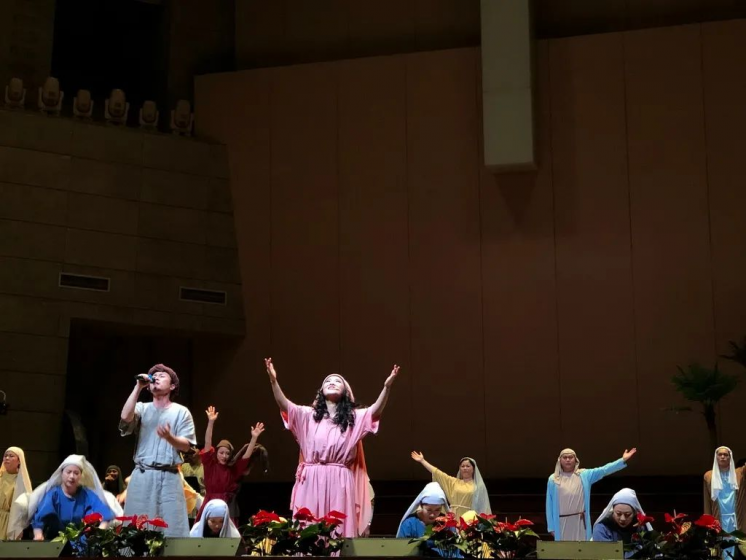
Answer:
0, 447, 32, 540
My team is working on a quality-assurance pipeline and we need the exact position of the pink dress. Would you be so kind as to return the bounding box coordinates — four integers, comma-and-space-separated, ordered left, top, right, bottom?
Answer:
283, 402, 378, 538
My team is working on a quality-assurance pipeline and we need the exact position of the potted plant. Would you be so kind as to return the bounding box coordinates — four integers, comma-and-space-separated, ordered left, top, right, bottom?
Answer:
627, 511, 745, 560
241, 508, 345, 556
411, 512, 539, 558
53, 513, 168, 557
669, 362, 740, 452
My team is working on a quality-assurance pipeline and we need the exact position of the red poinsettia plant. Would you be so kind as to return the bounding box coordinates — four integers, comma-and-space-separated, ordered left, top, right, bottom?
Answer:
241, 508, 346, 556
411, 512, 539, 558
53, 513, 169, 557
628, 511, 745, 560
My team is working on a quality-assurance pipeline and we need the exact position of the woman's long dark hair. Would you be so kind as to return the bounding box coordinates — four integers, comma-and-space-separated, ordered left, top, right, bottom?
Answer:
313, 388, 360, 433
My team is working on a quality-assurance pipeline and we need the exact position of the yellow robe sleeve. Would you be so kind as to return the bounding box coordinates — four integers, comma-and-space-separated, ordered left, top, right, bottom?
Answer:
431, 467, 458, 499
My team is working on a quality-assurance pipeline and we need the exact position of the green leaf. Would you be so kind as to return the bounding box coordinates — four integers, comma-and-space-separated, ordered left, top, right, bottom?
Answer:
721, 337, 746, 369
671, 362, 740, 404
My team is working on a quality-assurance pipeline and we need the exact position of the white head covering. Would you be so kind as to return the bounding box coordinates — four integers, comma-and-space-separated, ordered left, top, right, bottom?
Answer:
458, 457, 492, 515
711, 446, 739, 501
396, 482, 449, 537
103, 490, 124, 520
1, 447, 33, 539
594, 488, 652, 531
553, 448, 582, 483
189, 499, 240, 538
23, 455, 109, 528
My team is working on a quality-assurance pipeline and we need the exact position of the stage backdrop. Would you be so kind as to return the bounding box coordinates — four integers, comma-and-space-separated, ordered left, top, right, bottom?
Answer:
193, 21, 746, 480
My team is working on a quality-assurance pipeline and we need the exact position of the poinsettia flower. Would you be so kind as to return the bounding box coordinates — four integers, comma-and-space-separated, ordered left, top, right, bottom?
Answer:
253, 510, 282, 526
116, 515, 138, 524
694, 514, 721, 532
147, 518, 169, 528
479, 513, 497, 520
636, 512, 655, 525
514, 519, 533, 527
83, 513, 103, 524
294, 507, 316, 521
326, 510, 346, 520
503, 523, 518, 531
135, 515, 149, 529
433, 513, 458, 532
321, 515, 343, 526
664, 512, 687, 523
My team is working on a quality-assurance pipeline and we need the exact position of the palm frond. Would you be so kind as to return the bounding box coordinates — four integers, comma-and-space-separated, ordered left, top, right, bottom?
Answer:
671, 362, 740, 405
720, 337, 746, 369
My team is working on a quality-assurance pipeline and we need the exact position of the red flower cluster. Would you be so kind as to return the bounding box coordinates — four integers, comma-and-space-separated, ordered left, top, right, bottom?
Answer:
290, 508, 346, 527
82, 513, 103, 525
498, 519, 533, 532
253, 510, 282, 526
694, 514, 721, 532
293, 507, 316, 522
432, 512, 459, 532
320, 510, 346, 527
114, 514, 169, 529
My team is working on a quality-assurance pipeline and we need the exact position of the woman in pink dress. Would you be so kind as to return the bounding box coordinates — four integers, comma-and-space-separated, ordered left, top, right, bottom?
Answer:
264, 358, 400, 538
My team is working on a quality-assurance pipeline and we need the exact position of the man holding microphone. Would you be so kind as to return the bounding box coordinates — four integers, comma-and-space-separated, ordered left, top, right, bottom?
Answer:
120, 364, 196, 536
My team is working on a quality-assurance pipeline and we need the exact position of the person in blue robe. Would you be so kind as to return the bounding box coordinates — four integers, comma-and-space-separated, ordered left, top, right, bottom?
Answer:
704, 446, 746, 560
28, 455, 114, 540
592, 488, 651, 558
546, 447, 638, 541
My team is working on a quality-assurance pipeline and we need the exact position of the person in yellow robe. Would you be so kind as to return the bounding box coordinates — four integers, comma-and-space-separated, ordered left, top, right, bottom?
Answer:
410, 451, 491, 518
0, 447, 32, 540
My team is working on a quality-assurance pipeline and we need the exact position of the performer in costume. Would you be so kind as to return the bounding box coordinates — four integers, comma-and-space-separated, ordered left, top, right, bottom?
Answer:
199, 405, 264, 521
397, 481, 449, 538
181, 447, 206, 496
189, 499, 240, 538
102, 465, 125, 496
704, 446, 745, 558
410, 453, 491, 518
546, 447, 637, 541
265, 357, 400, 538
28, 455, 114, 540
120, 364, 196, 537
592, 488, 651, 556
0, 447, 32, 540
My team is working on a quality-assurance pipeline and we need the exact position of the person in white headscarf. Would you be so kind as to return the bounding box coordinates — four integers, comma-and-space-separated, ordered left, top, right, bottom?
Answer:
546, 447, 637, 541
397, 482, 449, 538
0, 447, 32, 540
704, 446, 745, 536
592, 488, 650, 554
189, 499, 240, 538
410, 452, 491, 518
26, 455, 114, 540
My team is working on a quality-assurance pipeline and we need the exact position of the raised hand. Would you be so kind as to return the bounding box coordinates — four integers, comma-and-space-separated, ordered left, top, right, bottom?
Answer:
384, 364, 400, 389
265, 357, 277, 383
622, 448, 637, 462
206, 406, 219, 422
135, 373, 151, 387
411, 451, 424, 463
251, 422, 265, 439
